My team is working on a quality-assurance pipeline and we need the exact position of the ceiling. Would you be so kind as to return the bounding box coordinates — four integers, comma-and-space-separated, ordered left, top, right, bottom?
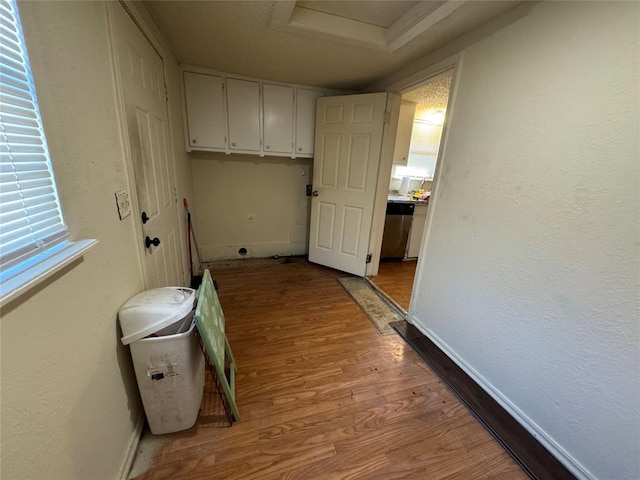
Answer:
143, 0, 521, 91
403, 72, 453, 117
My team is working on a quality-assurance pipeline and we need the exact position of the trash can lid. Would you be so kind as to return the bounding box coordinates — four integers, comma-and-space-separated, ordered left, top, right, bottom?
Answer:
119, 287, 195, 345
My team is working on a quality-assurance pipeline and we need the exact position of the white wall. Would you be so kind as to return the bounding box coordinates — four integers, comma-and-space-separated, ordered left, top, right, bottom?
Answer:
407, 2, 639, 479
0, 2, 193, 479
191, 153, 312, 260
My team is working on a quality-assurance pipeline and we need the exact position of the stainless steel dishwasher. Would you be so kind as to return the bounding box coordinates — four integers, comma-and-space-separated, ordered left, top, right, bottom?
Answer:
380, 202, 414, 259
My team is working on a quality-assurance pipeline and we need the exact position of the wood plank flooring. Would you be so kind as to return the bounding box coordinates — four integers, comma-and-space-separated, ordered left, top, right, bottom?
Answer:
370, 260, 418, 311
132, 258, 527, 480
392, 321, 576, 480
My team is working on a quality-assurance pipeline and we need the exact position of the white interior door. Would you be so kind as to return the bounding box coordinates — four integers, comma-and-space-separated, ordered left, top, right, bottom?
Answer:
308, 93, 388, 276
112, 5, 181, 288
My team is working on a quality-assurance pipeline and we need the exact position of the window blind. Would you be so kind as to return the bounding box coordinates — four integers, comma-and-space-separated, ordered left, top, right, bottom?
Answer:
0, 0, 68, 280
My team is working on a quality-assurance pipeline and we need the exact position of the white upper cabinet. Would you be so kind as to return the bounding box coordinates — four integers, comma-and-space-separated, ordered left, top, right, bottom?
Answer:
295, 88, 324, 157
182, 67, 327, 157
183, 72, 226, 150
263, 83, 294, 155
226, 78, 261, 152
393, 100, 417, 165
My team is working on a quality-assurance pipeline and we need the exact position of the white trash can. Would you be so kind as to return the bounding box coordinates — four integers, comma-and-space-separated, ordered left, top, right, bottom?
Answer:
119, 287, 204, 434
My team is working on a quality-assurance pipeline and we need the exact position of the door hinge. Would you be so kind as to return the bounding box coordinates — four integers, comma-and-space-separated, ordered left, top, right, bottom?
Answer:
366, 254, 372, 263
383, 112, 391, 124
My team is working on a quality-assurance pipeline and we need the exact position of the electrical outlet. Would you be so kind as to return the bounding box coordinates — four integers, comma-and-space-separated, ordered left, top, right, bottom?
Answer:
115, 190, 131, 220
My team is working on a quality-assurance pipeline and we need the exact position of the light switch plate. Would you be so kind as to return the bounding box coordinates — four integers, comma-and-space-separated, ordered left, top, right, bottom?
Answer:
115, 190, 131, 220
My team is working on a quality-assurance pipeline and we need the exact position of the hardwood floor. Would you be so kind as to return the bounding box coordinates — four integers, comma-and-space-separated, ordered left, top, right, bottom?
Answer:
132, 258, 526, 480
392, 321, 576, 480
370, 260, 418, 311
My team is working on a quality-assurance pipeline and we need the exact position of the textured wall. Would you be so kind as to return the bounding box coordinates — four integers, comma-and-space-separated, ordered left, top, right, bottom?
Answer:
191, 153, 312, 261
0, 2, 193, 478
409, 2, 639, 479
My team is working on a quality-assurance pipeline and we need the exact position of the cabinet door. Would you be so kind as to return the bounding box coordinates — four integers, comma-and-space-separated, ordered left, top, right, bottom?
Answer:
295, 88, 324, 156
407, 204, 428, 258
392, 100, 417, 165
263, 83, 294, 155
183, 72, 226, 150
226, 78, 261, 152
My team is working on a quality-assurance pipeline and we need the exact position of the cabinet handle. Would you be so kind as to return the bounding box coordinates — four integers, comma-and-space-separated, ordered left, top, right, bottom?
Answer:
192, 139, 198, 144
297, 147, 302, 152
266, 145, 270, 149
232, 142, 236, 147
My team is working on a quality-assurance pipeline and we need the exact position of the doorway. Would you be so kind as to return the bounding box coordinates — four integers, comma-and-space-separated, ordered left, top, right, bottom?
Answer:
371, 70, 453, 311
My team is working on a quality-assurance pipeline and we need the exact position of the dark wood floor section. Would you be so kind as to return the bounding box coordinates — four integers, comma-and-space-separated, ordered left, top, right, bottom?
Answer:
133, 259, 527, 479
370, 260, 417, 311
392, 321, 577, 480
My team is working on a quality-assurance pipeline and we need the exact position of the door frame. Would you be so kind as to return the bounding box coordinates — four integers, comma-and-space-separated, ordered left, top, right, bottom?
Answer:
365, 93, 401, 277
366, 54, 463, 281
106, 0, 188, 288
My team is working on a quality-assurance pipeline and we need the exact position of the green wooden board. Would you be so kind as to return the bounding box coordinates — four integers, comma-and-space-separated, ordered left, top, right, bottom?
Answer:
194, 269, 239, 421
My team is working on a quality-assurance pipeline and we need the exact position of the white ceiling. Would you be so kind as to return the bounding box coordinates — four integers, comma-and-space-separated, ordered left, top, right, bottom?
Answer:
296, 1, 420, 29
143, 0, 521, 90
404, 72, 453, 113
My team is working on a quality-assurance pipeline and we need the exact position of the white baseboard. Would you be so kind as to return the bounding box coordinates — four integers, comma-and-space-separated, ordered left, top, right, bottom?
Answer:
116, 412, 145, 480
406, 314, 595, 480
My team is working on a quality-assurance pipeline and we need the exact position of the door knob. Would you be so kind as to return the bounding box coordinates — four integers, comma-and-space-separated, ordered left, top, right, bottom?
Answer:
141, 211, 149, 224
145, 236, 160, 248
312, 191, 319, 197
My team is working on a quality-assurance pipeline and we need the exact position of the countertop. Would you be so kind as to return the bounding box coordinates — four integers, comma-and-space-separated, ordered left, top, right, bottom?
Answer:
387, 195, 429, 205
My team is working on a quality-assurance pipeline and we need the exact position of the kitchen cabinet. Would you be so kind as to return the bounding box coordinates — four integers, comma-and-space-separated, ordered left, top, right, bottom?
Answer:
182, 67, 326, 157
263, 83, 294, 155
393, 100, 417, 165
295, 88, 324, 157
406, 203, 428, 258
183, 72, 226, 150
226, 78, 261, 152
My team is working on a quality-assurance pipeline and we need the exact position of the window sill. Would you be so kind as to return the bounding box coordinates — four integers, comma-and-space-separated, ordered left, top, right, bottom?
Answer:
0, 239, 98, 308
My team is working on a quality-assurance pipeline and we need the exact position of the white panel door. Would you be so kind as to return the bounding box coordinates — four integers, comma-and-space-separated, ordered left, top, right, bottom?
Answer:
183, 72, 226, 150
308, 93, 388, 276
295, 88, 325, 156
226, 78, 260, 152
263, 83, 294, 155
112, 5, 182, 288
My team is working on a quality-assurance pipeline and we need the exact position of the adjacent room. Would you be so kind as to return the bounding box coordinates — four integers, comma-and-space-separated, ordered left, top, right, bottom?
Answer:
1, 1, 638, 480
374, 71, 453, 311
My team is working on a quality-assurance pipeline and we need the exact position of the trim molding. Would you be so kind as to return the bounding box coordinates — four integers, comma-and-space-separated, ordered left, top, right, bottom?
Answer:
116, 412, 145, 480
398, 316, 593, 480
